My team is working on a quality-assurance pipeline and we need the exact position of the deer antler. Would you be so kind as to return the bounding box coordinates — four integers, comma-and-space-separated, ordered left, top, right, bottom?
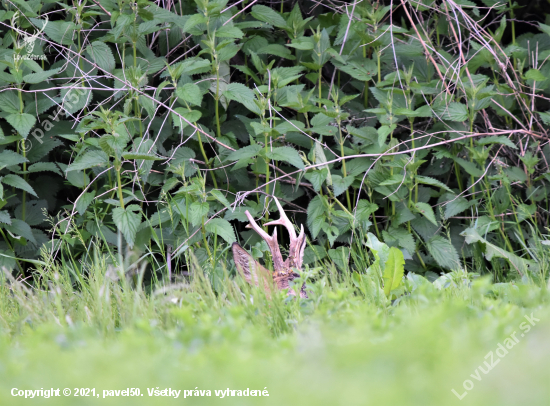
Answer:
244, 208, 286, 274
263, 198, 306, 270
236, 197, 308, 298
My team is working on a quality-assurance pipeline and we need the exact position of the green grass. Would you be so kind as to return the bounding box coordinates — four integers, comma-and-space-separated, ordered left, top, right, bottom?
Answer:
1, 260, 549, 406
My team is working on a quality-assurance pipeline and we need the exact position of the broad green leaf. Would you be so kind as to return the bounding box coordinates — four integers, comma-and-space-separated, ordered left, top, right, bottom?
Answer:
439, 102, 468, 122
251, 5, 287, 28
441, 193, 473, 219
332, 175, 355, 197
189, 202, 209, 227
227, 145, 262, 162
215, 26, 244, 39
210, 190, 232, 209
6, 113, 36, 138
426, 235, 461, 270
4, 218, 36, 244
205, 218, 236, 243
85, 42, 116, 74
60, 86, 92, 114
176, 83, 203, 107
414, 202, 437, 226
1, 174, 37, 197
26, 162, 62, 175
383, 247, 405, 296
0, 150, 27, 168
0, 91, 20, 114
525, 68, 547, 81
172, 108, 201, 129
305, 168, 328, 192
0, 211, 11, 225
266, 146, 304, 169
76, 191, 95, 215
112, 205, 142, 248
461, 227, 539, 275
383, 226, 415, 254
23, 68, 61, 84
335, 58, 377, 81
365, 232, 390, 269
66, 151, 109, 172
415, 175, 453, 193
476, 136, 516, 149
257, 44, 295, 60
122, 153, 162, 161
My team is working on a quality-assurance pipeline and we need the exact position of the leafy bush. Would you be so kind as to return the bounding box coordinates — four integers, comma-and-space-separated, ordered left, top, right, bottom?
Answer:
0, 0, 549, 287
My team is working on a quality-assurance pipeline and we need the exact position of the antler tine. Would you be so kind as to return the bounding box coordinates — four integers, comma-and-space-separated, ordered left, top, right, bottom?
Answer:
244, 210, 273, 243
244, 210, 285, 272
263, 197, 297, 241
295, 224, 306, 269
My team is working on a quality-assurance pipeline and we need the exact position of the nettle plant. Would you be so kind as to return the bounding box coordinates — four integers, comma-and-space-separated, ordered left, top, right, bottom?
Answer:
0, 0, 549, 287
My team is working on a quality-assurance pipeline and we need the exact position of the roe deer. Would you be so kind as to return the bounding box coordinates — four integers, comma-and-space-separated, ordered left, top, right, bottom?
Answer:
232, 197, 308, 298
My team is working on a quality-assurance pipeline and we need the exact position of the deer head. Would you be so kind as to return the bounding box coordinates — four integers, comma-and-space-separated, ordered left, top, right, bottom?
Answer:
232, 197, 308, 298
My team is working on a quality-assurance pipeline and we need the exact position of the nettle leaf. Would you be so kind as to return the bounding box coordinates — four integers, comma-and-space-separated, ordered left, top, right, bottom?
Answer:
227, 144, 262, 162
27, 162, 62, 176
6, 113, 36, 138
66, 150, 109, 172
476, 136, 517, 149
122, 152, 162, 161
176, 83, 203, 107
60, 86, 92, 114
335, 58, 377, 81
251, 5, 287, 28
189, 202, 209, 227
210, 190, 232, 209
112, 205, 142, 248
378, 125, 395, 146
38, 19, 77, 45
383, 247, 405, 297
205, 218, 236, 243
0, 91, 20, 114
0, 150, 27, 168
383, 226, 415, 254
14, 199, 47, 226
414, 202, 437, 226
0, 211, 11, 225
524, 68, 547, 82
76, 191, 95, 215
215, 26, 244, 39
1, 174, 37, 197
257, 44, 295, 60
23, 68, 61, 84
305, 168, 328, 192
85, 42, 116, 74
223, 83, 259, 114
426, 235, 461, 270
416, 175, 453, 193
438, 102, 468, 122
332, 175, 355, 197
538, 111, 550, 125
328, 246, 350, 271
172, 107, 201, 129
4, 219, 36, 244
440, 193, 473, 219
266, 147, 304, 169
170, 146, 197, 177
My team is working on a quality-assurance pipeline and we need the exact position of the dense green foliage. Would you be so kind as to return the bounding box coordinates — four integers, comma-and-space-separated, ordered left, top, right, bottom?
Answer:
0, 0, 549, 284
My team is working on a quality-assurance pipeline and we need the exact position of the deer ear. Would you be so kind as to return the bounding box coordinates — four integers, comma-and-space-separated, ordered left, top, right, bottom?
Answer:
232, 243, 272, 290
